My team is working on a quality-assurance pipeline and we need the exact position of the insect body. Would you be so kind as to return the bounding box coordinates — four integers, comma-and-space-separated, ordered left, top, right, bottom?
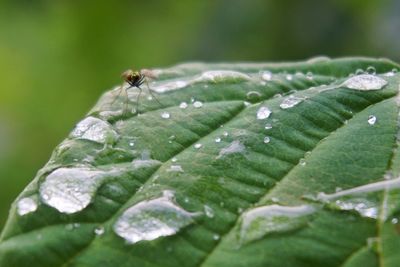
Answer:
113, 69, 161, 113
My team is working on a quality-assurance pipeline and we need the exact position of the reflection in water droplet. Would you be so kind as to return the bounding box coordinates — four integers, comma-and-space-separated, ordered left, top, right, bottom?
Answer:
113, 191, 198, 244
17, 197, 38, 216
238, 205, 315, 245
193, 101, 203, 108
367, 115, 377, 125
217, 140, 245, 159
342, 74, 387, 91
70, 117, 118, 144
179, 102, 188, 109
279, 96, 304, 109
256, 106, 272, 120
161, 112, 170, 119
260, 71, 272, 81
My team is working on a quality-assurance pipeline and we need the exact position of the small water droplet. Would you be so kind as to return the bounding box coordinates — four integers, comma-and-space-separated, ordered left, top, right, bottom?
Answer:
194, 143, 202, 149
366, 66, 376, 75
167, 165, 184, 172
299, 158, 306, 166
215, 137, 221, 143
223, 131, 229, 137
243, 101, 251, 107
246, 91, 262, 101
129, 141, 135, 147
94, 226, 105, 236
17, 197, 38, 216
392, 218, 399, 224
264, 123, 272, 130
271, 197, 279, 203
193, 101, 203, 108
279, 96, 304, 109
367, 115, 377, 125
204, 205, 214, 218
306, 71, 313, 80
256, 106, 272, 120
263, 136, 270, 144
260, 70, 272, 81
161, 112, 170, 119
171, 157, 177, 163
213, 234, 220, 240
179, 102, 188, 109
286, 74, 293, 81
355, 69, 365, 75
342, 74, 387, 91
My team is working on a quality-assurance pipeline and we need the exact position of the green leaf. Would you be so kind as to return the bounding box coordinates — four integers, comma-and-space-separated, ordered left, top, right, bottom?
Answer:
1, 57, 400, 267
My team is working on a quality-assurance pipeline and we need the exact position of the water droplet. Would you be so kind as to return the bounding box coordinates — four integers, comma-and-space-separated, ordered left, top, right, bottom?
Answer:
243, 101, 251, 107
342, 74, 387, 91
179, 102, 188, 109
355, 69, 365, 75
256, 106, 272, 120
171, 157, 177, 163
215, 137, 221, 143
260, 70, 272, 81
263, 136, 270, 144
40, 167, 123, 214
271, 197, 279, 203
213, 234, 220, 240
246, 91, 262, 102
161, 112, 170, 119
223, 131, 229, 137
238, 205, 315, 245
286, 74, 293, 81
94, 226, 105, 236
264, 123, 272, 130
306, 71, 313, 80
167, 165, 184, 172
197, 70, 251, 83
204, 205, 214, 218
217, 140, 245, 159
194, 143, 202, 149
129, 141, 135, 147
392, 218, 399, 224
70, 117, 118, 144
151, 80, 188, 93
113, 191, 198, 244
299, 158, 306, 166
279, 96, 304, 109
366, 66, 376, 75
367, 115, 377, 125
17, 197, 38, 216
193, 101, 203, 108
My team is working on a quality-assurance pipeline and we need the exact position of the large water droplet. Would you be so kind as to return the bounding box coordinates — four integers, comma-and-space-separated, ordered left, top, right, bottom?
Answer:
17, 197, 38, 216
279, 96, 304, 109
39, 167, 123, 214
342, 74, 387, 91
197, 70, 251, 83
217, 140, 245, 159
238, 205, 315, 245
113, 191, 198, 244
256, 106, 272, 120
70, 117, 118, 144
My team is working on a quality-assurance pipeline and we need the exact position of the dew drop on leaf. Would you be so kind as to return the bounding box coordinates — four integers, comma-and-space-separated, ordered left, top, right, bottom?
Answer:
367, 115, 377, 125
193, 101, 203, 108
161, 112, 171, 119
279, 96, 304, 109
17, 197, 38, 216
179, 102, 188, 109
342, 74, 387, 91
256, 106, 272, 120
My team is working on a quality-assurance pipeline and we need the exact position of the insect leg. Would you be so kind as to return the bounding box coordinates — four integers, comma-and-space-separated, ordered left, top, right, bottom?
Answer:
145, 78, 162, 106
136, 86, 143, 113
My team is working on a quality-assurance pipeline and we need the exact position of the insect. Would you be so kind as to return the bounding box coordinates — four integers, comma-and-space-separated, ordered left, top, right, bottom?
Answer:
112, 69, 161, 113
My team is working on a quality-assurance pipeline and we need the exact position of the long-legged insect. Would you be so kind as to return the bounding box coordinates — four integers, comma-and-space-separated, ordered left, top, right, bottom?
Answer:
112, 69, 161, 113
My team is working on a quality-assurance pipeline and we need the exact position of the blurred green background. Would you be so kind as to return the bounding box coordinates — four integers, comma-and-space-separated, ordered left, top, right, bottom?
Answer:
0, 0, 399, 230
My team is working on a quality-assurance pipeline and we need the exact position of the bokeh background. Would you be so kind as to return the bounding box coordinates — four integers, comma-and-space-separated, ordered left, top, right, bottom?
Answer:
1, 0, 399, 230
